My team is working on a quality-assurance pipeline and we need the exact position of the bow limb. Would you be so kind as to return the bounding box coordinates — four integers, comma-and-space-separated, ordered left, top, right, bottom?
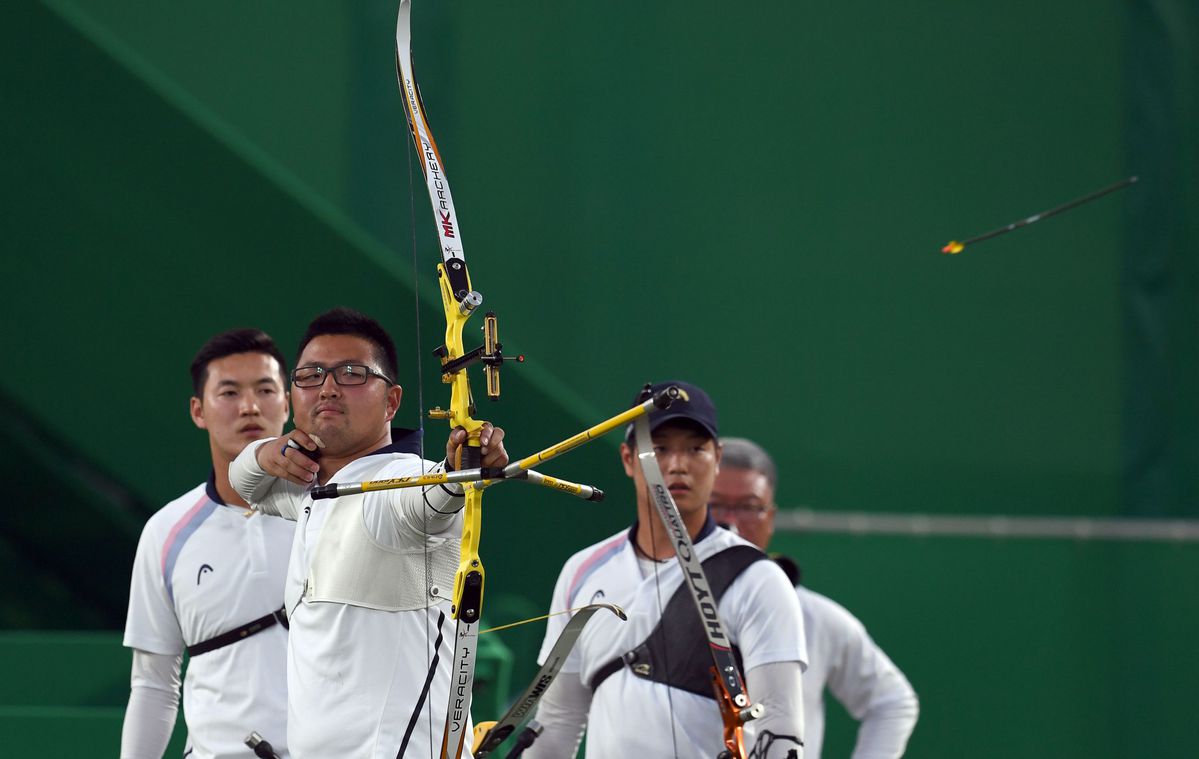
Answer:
472, 603, 628, 758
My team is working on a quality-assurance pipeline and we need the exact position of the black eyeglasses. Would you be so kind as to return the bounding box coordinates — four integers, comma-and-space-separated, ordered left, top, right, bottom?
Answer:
291, 363, 395, 388
709, 502, 776, 521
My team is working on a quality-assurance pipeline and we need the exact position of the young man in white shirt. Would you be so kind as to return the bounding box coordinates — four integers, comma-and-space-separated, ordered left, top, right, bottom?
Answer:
528, 381, 807, 758
229, 307, 508, 758
123, 328, 295, 758
711, 437, 919, 759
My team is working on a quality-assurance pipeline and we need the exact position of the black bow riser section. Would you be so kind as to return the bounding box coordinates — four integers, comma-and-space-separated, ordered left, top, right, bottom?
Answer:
456, 570, 483, 624
443, 257, 473, 303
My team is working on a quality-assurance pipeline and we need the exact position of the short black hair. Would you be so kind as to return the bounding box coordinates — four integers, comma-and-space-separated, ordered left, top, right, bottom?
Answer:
718, 437, 778, 489
190, 328, 288, 397
296, 307, 399, 380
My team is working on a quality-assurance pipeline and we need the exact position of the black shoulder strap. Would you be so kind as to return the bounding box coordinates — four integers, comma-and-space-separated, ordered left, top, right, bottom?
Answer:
588, 544, 766, 696
187, 607, 288, 657
770, 552, 802, 587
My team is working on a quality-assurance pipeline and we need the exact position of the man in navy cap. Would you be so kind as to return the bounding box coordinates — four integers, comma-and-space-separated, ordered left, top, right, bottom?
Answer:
526, 382, 807, 758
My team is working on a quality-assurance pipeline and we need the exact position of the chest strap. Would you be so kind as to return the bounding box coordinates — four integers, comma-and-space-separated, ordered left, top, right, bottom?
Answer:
588, 544, 765, 697
187, 607, 288, 657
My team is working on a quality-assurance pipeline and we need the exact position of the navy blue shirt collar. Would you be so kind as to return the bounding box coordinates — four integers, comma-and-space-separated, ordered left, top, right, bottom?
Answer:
628, 510, 718, 547
205, 468, 225, 505
370, 427, 424, 457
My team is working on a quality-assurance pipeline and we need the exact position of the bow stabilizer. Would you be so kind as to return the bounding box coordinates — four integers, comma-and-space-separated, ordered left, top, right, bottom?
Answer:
310, 389, 680, 501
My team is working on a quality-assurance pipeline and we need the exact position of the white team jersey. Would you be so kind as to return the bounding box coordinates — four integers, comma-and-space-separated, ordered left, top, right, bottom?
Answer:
798, 585, 918, 759
124, 476, 294, 759
231, 436, 470, 759
538, 519, 807, 757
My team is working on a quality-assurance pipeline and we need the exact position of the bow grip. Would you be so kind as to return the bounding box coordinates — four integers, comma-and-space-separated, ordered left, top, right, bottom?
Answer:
457, 440, 483, 471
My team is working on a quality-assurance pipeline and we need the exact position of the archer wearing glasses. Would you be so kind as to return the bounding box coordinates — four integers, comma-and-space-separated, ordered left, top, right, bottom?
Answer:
714, 437, 919, 759
709, 497, 777, 550
229, 308, 509, 759
291, 363, 396, 388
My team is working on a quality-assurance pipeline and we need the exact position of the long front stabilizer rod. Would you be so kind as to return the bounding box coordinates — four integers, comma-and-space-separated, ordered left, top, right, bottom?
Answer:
309, 388, 678, 501
309, 467, 604, 501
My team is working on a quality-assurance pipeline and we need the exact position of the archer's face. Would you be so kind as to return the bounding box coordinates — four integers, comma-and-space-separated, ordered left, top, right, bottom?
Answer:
190, 352, 289, 465
711, 465, 776, 551
290, 334, 401, 456
622, 423, 721, 520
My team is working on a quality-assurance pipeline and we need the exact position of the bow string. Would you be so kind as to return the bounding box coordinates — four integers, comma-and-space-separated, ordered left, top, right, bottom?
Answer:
395, 2, 494, 755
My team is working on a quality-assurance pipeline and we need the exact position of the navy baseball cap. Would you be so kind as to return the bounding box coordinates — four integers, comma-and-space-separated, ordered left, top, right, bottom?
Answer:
627, 380, 719, 442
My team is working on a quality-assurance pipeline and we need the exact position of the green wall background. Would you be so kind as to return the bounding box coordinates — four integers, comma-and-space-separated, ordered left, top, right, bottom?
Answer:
1, 0, 1196, 756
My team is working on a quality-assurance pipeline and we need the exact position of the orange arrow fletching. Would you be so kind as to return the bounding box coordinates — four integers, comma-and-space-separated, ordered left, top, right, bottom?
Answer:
942, 241, 964, 255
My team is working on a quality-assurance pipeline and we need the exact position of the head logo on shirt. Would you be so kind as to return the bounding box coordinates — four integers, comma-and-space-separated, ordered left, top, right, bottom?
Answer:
196, 564, 214, 585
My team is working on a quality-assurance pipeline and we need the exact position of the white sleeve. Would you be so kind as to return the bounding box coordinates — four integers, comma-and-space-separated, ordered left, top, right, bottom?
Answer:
123, 521, 184, 656
824, 612, 919, 759
228, 437, 304, 519
388, 459, 465, 536
746, 661, 805, 759
359, 459, 466, 547
523, 670, 591, 759
726, 560, 807, 672
119, 649, 181, 759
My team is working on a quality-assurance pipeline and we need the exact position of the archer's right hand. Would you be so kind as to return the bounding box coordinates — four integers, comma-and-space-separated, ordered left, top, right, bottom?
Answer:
257, 430, 324, 486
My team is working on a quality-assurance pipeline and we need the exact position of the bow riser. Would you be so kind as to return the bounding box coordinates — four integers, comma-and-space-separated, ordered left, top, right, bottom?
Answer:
434, 263, 486, 440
